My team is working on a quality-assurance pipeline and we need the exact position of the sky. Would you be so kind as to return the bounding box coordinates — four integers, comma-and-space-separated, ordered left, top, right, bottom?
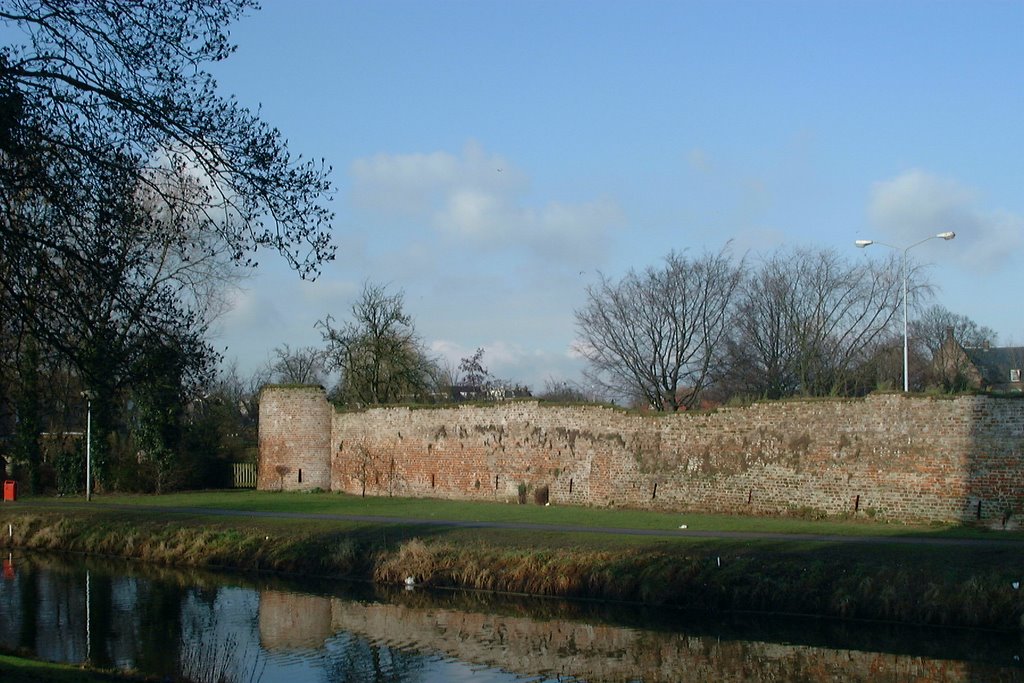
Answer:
206, 0, 1024, 390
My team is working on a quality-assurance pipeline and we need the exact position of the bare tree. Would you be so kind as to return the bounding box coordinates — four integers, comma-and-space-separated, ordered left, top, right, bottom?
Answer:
913, 305, 996, 355
433, 357, 459, 398
269, 344, 326, 386
723, 247, 914, 398
721, 252, 802, 399
574, 246, 743, 411
317, 282, 437, 405
539, 377, 592, 403
912, 305, 997, 390
213, 359, 270, 423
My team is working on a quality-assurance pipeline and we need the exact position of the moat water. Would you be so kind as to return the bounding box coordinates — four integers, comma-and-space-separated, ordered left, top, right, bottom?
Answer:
1, 551, 1022, 682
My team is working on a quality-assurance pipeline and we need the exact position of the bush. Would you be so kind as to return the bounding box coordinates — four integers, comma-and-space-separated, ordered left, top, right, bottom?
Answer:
55, 444, 83, 495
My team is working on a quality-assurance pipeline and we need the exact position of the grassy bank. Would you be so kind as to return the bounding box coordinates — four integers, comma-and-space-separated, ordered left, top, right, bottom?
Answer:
0, 651, 168, 682
3, 491, 1024, 630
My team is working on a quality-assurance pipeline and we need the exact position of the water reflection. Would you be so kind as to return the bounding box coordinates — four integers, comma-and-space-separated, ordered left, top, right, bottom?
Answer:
1, 552, 1022, 682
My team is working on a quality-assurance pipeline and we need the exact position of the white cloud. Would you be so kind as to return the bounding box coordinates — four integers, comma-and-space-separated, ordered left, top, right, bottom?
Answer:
350, 141, 522, 215
350, 141, 623, 266
429, 339, 466, 369
440, 188, 506, 239
868, 169, 1024, 270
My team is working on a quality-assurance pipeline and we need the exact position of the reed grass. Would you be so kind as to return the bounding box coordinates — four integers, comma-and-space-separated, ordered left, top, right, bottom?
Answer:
4, 495, 1024, 631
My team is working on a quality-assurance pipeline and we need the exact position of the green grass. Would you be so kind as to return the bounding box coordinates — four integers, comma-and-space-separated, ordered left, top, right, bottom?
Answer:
0, 653, 162, 682
22, 489, 1021, 541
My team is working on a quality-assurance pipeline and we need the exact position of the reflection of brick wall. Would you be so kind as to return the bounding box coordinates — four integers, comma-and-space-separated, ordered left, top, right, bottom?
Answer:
260, 387, 1024, 523
327, 599, 978, 682
258, 590, 332, 651
258, 386, 331, 491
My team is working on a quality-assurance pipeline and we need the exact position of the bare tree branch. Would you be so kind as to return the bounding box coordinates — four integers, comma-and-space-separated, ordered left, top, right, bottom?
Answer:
574, 245, 743, 411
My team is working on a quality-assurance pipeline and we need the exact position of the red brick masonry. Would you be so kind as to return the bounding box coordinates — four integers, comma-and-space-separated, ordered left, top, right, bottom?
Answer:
259, 388, 1024, 523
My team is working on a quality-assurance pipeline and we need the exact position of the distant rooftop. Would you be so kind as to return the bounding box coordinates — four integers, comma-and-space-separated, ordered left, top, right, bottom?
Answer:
963, 344, 1024, 386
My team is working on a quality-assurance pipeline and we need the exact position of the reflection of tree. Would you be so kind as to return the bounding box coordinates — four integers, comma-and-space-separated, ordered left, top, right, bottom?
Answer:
86, 572, 113, 669
321, 633, 425, 683
133, 579, 185, 676
17, 568, 37, 651
179, 587, 265, 683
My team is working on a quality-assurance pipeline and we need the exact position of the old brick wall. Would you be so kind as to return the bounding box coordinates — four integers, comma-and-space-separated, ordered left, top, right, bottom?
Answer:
257, 386, 331, 491
325, 596, 976, 682
260, 387, 1024, 523
255, 590, 981, 681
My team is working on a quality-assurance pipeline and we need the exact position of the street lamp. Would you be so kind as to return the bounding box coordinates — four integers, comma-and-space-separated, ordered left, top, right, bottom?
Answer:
855, 231, 956, 392
81, 390, 95, 501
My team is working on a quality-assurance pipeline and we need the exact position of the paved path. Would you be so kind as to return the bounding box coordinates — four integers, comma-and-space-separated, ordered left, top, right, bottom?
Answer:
15, 500, 1024, 548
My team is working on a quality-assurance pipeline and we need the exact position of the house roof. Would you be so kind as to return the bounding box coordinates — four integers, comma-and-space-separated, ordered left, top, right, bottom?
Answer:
963, 345, 1024, 385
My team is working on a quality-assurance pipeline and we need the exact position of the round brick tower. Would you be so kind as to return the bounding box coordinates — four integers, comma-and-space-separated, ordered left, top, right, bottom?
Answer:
257, 385, 332, 491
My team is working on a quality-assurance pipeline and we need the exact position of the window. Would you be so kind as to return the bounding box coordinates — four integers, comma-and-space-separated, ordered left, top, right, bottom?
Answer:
1011, 369, 1021, 383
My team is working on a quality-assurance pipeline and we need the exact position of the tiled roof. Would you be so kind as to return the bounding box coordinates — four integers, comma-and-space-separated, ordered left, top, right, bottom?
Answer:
963, 346, 1024, 385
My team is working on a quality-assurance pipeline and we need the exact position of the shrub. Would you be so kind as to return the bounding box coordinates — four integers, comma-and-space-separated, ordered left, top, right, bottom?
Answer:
55, 444, 83, 495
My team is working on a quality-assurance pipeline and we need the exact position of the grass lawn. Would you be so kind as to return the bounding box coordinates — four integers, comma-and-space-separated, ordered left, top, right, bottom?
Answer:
22, 488, 1023, 542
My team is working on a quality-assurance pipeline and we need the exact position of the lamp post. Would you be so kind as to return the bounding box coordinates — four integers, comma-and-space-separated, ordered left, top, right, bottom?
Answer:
855, 231, 956, 392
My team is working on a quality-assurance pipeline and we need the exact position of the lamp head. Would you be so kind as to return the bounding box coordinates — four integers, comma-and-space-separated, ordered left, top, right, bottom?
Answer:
854, 239, 873, 248
937, 231, 956, 240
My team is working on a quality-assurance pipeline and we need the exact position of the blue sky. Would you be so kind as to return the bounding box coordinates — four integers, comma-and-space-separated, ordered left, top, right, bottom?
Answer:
208, 0, 1024, 389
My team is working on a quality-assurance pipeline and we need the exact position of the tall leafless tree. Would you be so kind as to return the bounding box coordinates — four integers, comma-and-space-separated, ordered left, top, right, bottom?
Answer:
912, 304, 996, 355
724, 247, 915, 398
574, 246, 743, 411
269, 344, 327, 386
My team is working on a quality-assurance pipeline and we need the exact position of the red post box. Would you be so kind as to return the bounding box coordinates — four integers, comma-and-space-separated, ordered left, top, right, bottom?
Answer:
2, 480, 16, 502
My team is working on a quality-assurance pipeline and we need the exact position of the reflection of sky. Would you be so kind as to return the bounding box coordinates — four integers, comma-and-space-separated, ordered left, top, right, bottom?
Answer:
0, 555, 557, 683
108, 576, 141, 670
0, 567, 555, 683
254, 617, 544, 683
175, 584, 545, 683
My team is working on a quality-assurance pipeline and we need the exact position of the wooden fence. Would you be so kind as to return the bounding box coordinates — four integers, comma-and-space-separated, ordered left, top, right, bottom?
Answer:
232, 463, 257, 488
